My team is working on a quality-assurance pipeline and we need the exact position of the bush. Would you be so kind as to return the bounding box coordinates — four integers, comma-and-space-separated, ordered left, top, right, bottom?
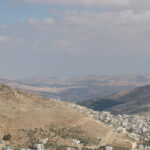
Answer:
3, 134, 11, 141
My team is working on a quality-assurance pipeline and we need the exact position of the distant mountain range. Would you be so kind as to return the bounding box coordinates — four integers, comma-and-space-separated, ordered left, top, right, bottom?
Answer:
1, 74, 150, 102
78, 84, 150, 114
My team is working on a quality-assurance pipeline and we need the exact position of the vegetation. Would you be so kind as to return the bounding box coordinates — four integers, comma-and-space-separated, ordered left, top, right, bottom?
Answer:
79, 99, 124, 111
50, 126, 99, 145
18, 126, 99, 149
3, 134, 11, 141
142, 140, 150, 146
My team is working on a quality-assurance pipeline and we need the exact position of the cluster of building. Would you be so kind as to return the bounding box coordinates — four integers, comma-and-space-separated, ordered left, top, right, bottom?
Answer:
1, 101, 150, 150
0, 140, 13, 150
69, 103, 150, 139
0, 140, 46, 150
68, 103, 150, 150
93, 111, 150, 140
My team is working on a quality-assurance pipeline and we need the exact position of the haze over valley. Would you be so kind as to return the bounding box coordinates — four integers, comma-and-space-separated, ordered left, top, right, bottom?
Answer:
1, 0, 150, 149
1, 74, 150, 102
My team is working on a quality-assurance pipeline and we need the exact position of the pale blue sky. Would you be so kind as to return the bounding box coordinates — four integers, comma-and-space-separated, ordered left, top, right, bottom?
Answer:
0, 0, 150, 78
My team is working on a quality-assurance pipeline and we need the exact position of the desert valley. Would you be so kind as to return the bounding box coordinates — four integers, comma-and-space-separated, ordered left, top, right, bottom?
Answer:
0, 75, 150, 150
1, 0, 150, 149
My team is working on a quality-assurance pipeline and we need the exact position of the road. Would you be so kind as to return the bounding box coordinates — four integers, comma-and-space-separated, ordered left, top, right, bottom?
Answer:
65, 117, 114, 149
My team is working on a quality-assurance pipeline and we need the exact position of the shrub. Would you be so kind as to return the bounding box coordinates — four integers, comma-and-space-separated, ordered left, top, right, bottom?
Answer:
3, 134, 11, 141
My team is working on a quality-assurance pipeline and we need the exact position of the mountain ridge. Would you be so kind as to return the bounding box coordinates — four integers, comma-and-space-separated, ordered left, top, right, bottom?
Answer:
1, 74, 150, 102
78, 84, 150, 114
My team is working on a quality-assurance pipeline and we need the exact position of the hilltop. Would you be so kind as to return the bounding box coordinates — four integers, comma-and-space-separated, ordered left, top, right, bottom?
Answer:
78, 84, 150, 114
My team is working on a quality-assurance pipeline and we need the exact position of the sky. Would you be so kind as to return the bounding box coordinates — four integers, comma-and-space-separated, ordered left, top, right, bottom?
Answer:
0, 0, 150, 78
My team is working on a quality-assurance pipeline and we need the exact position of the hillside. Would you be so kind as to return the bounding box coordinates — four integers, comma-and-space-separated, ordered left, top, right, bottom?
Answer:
78, 84, 150, 114
0, 83, 132, 149
1, 74, 150, 102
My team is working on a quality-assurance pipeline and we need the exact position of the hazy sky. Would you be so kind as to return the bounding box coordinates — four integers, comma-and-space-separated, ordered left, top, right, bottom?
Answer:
0, 0, 150, 78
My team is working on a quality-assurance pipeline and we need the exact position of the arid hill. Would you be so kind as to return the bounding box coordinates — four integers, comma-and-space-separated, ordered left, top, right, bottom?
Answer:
0, 83, 132, 149
78, 84, 150, 114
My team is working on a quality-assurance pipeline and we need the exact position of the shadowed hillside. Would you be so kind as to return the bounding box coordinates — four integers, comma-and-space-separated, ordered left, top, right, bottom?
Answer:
78, 84, 150, 114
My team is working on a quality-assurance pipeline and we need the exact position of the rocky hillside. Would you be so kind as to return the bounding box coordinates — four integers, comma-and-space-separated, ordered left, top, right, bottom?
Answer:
0, 83, 132, 149
78, 84, 150, 114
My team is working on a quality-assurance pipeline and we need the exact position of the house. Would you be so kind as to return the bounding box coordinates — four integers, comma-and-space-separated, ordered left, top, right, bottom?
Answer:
42, 138, 48, 144
72, 139, 80, 144
2, 146, 13, 150
67, 147, 76, 150
116, 127, 126, 133
129, 133, 139, 141
106, 146, 113, 150
0, 140, 5, 150
34, 144, 44, 150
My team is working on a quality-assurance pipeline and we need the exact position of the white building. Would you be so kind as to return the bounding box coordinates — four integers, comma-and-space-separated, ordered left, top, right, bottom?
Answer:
34, 144, 44, 150
106, 146, 113, 150
72, 139, 80, 144
129, 133, 139, 141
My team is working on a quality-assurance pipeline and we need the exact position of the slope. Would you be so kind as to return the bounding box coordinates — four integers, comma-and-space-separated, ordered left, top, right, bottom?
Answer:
0, 83, 132, 149
78, 84, 150, 114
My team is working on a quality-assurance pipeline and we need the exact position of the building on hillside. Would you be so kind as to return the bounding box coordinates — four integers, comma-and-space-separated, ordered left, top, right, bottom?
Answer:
129, 133, 139, 141
106, 146, 113, 150
2, 146, 13, 150
72, 139, 80, 144
34, 144, 44, 150
42, 138, 48, 144
116, 127, 126, 133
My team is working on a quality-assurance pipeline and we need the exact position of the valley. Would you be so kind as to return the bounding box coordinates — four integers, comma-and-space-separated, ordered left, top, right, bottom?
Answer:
0, 75, 150, 149
1, 74, 150, 102
0, 83, 134, 150
79, 84, 150, 114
